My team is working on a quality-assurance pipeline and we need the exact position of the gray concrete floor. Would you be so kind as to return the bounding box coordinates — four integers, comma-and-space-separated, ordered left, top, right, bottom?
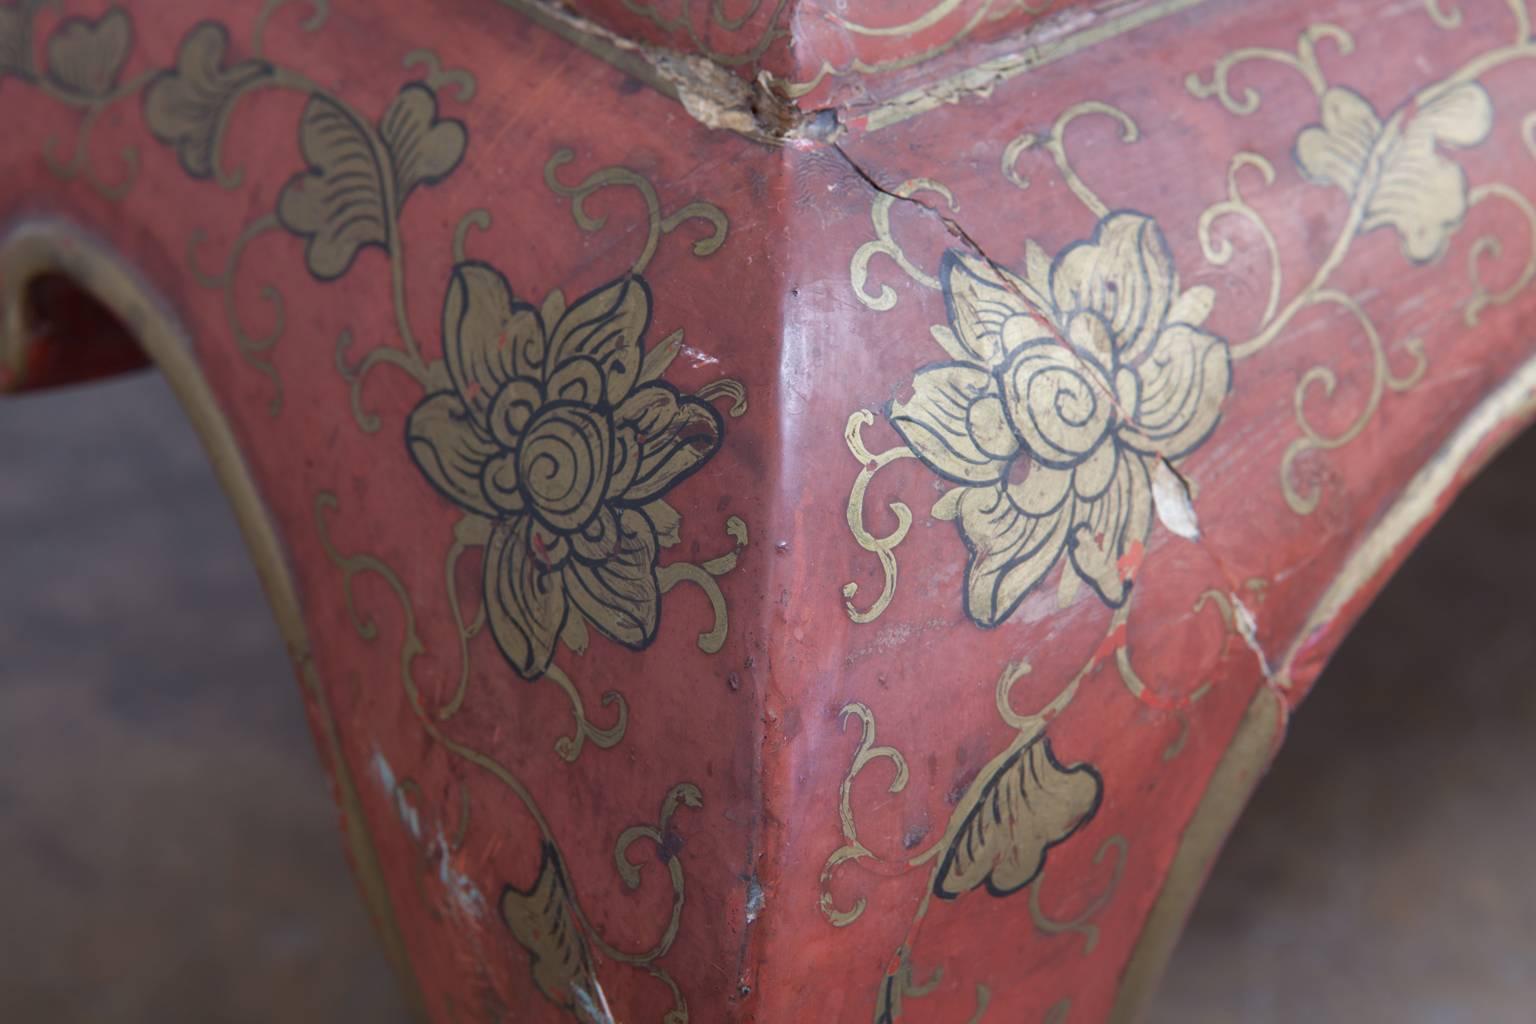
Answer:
1, 370, 1533, 1022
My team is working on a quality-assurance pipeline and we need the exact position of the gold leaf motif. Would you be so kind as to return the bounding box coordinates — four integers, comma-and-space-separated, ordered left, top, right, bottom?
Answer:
1295, 84, 1493, 263
380, 82, 466, 205
501, 843, 603, 1019
406, 262, 726, 679
277, 94, 386, 279
934, 730, 1102, 899
44, 8, 131, 99
886, 212, 1230, 626
278, 83, 465, 279
143, 22, 273, 179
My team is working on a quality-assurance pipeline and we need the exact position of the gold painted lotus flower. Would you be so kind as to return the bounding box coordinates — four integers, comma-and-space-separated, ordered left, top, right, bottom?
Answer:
889, 212, 1231, 625
407, 262, 723, 679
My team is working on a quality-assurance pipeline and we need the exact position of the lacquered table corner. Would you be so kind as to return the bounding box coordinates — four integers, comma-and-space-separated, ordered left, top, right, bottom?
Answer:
3, 0, 1535, 1020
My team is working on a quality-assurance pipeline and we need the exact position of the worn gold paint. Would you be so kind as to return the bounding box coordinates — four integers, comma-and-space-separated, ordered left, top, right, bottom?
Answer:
1190, 8, 1536, 513
1106, 687, 1282, 1024
833, 5, 1536, 1013
1276, 348, 1536, 689
819, 703, 912, 927
3, 4, 766, 1017
859, 0, 1215, 132
846, 198, 1229, 626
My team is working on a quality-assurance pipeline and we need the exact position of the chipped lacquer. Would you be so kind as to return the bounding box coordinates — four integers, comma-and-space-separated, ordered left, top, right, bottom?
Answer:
3, 0, 1535, 1021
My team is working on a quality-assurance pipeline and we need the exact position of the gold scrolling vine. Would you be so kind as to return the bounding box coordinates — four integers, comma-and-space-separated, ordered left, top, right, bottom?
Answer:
844, 100, 1231, 629
831, 5, 1536, 1016
833, 101, 1226, 1019
137, 7, 751, 714
1, 2, 758, 1019
317, 493, 702, 1023
819, 587, 1232, 1020
1187, 1, 1536, 514
0, 4, 151, 200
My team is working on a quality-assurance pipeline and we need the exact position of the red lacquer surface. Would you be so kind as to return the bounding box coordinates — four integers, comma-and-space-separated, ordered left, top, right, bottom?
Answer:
3, 0, 1535, 1021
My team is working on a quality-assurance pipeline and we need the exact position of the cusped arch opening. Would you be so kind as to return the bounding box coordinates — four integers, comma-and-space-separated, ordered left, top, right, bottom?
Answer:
3, 269, 148, 393
1143, 417, 1536, 1021
0, 217, 423, 1015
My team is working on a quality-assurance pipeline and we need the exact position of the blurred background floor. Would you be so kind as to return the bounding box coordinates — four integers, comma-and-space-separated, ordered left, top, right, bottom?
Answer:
1, 370, 1533, 1022
0, 373, 412, 1023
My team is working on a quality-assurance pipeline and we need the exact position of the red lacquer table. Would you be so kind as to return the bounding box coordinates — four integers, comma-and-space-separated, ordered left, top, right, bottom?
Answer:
4, 0, 1535, 1020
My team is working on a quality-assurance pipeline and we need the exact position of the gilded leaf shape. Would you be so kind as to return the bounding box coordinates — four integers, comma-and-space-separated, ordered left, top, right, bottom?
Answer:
933, 730, 1102, 899
143, 22, 273, 179
279, 84, 465, 279
501, 843, 603, 1019
407, 263, 727, 679
1296, 84, 1494, 263
1293, 86, 1380, 197
277, 93, 388, 280
44, 8, 131, 99
380, 82, 465, 206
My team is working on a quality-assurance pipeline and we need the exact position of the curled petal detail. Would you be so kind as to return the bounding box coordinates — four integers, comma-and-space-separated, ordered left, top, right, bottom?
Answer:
1050, 212, 1175, 365
889, 362, 1015, 484
998, 341, 1113, 469
958, 484, 1075, 627
546, 276, 651, 406
615, 384, 724, 504
485, 516, 569, 680
942, 251, 1049, 367
1067, 453, 1152, 607
406, 391, 500, 518
443, 262, 545, 418
1119, 323, 1231, 460
563, 509, 660, 649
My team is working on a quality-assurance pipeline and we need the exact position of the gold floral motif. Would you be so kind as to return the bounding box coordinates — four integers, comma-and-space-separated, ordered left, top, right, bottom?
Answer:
1, 3, 754, 1018
145, 17, 475, 414
406, 263, 727, 680
888, 214, 1230, 623
859, 712, 1110, 1021
318, 497, 701, 1020
133, 7, 753, 1016
932, 728, 1102, 899
827, 652, 1124, 1019
1295, 83, 1492, 263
